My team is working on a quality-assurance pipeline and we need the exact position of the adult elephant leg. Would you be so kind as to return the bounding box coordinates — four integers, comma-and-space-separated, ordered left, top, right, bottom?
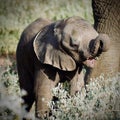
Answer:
34, 66, 60, 118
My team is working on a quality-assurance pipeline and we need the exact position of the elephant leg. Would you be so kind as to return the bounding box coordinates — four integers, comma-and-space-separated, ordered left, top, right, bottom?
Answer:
22, 89, 35, 112
18, 71, 35, 113
34, 68, 60, 119
21, 93, 35, 120
70, 69, 85, 95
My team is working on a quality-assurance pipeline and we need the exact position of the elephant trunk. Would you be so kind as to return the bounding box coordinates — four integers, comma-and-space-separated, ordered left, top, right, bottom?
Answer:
89, 33, 110, 57
97, 33, 110, 52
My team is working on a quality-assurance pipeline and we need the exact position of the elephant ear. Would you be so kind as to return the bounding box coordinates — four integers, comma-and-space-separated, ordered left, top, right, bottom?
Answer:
33, 24, 76, 71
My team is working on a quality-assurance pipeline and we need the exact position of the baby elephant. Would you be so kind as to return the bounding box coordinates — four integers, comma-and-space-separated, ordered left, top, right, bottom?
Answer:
16, 16, 110, 118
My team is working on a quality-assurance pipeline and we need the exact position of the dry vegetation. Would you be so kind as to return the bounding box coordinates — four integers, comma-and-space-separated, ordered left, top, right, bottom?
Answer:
0, 65, 120, 120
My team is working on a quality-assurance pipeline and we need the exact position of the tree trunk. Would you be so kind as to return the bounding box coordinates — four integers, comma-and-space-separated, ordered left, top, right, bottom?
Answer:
91, 0, 120, 78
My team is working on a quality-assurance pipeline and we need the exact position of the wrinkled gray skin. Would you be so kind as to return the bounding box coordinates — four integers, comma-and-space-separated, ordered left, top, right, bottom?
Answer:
16, 16, 110, 118
90, 0, 120, 78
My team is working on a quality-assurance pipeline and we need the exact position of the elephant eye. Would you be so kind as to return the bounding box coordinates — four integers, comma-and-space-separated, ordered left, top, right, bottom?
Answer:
70, 37, 79, 50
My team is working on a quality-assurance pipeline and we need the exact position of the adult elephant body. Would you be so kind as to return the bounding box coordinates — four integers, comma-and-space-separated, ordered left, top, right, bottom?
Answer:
16, 17, 110, 118
90, 0, 120, 78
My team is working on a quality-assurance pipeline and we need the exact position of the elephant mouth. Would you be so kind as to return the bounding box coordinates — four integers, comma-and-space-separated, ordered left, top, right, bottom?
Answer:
83, 57, 98, 68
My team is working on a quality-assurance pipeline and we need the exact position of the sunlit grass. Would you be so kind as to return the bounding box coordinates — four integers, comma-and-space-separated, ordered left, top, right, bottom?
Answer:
0, 0, 93, 55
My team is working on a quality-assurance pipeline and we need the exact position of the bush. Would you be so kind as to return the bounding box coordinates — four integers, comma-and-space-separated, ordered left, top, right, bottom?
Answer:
0, 63, 119, 120
0, 65, 21, 120
49, 73, 120, 120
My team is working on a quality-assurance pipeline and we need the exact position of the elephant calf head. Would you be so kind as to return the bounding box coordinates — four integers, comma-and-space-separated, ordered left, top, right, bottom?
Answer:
34, 16, 110, 71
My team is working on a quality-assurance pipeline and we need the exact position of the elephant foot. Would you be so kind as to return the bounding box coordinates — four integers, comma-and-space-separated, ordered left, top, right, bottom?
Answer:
36, 110, 50, 119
